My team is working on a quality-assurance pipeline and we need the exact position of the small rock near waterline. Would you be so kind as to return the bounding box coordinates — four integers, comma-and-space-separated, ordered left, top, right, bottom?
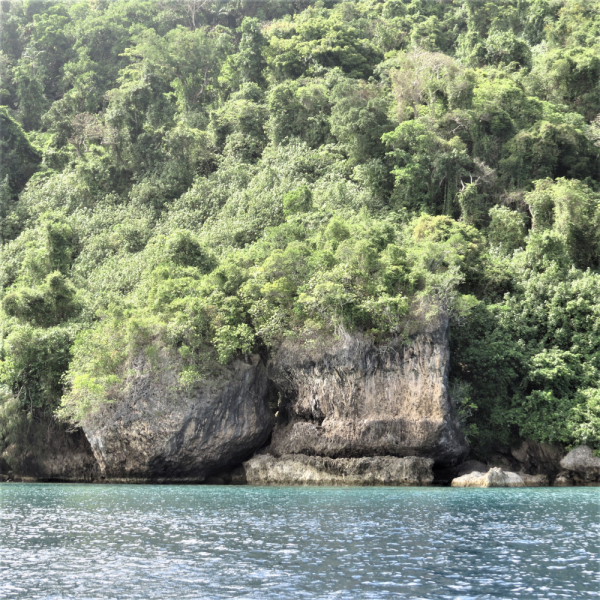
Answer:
451, 467, 525, 488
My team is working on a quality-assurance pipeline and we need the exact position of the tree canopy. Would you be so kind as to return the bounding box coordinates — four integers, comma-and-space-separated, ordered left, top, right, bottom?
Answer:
1, 0, 599, 463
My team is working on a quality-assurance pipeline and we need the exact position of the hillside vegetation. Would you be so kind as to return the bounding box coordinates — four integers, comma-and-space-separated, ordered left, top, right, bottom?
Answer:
0, 0, 599, 464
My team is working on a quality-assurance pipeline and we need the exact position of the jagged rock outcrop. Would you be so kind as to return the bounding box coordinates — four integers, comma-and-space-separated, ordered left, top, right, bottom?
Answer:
268, 316, 468, 466
451, 467, 525, 487
559, 446, 600, 485
450, 459, 550, 487
81, 353, 273, 482
554, 472, 574, 486
1, 423, 99, 482
243, 454, 434, 486
510, 439, 564, 476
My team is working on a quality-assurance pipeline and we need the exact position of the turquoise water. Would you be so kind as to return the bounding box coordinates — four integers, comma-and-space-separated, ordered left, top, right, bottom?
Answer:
1, 484, 598, 599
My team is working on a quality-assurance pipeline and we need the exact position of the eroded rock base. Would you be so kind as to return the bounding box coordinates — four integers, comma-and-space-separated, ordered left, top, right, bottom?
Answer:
243, 454, 434, 486
269, 322, 468, 466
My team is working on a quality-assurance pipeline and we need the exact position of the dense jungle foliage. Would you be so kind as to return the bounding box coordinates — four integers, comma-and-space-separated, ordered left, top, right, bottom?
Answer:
0, 0, 599, 462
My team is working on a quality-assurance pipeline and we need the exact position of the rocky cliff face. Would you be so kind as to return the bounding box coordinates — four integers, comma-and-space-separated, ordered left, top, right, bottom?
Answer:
81, 353, 273, 482
510, 439, 565, 475
4, 316, 469, 484
1, 422, 100, 482
27, 427, 101, 481
558, 446, 600, 485
268, 316, 468, 466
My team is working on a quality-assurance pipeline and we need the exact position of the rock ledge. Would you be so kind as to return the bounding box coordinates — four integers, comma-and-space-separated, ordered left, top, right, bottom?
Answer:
243, 454, 434, 486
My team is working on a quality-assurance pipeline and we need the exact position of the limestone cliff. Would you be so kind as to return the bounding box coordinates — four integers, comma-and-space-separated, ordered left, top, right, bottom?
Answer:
268, 316, 468, 466
4, 315, 469, 483
1, 421, 99, 482
81, 353, 273, 482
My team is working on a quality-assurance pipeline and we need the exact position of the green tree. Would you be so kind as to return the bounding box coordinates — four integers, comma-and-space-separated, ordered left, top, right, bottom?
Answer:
13, 47, 47, 131
525, 178, 600, 271
0, 106, 41, 195
330, 78, 392, 165
220, 17, 267, 91
384, 119, 474, 214
266, 6, 382, 80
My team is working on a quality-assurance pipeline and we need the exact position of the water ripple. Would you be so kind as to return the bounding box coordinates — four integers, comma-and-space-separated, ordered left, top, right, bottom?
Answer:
0, 485, 598, 599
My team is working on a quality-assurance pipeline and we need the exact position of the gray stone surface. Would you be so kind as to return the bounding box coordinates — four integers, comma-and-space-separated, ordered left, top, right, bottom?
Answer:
554, 471, 574, 487
451, 467, 525, 488
243, 454, 434, 486
560, 445, 600, 474
269, 316, 468, 466
559, 445, 600, 485
510, 439, 564, 475
2, 425, 100, 482
82, 353, 273, 482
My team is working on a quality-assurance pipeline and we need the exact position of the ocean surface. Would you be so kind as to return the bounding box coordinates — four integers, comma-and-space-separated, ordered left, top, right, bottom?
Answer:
0, 484, 598, 600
